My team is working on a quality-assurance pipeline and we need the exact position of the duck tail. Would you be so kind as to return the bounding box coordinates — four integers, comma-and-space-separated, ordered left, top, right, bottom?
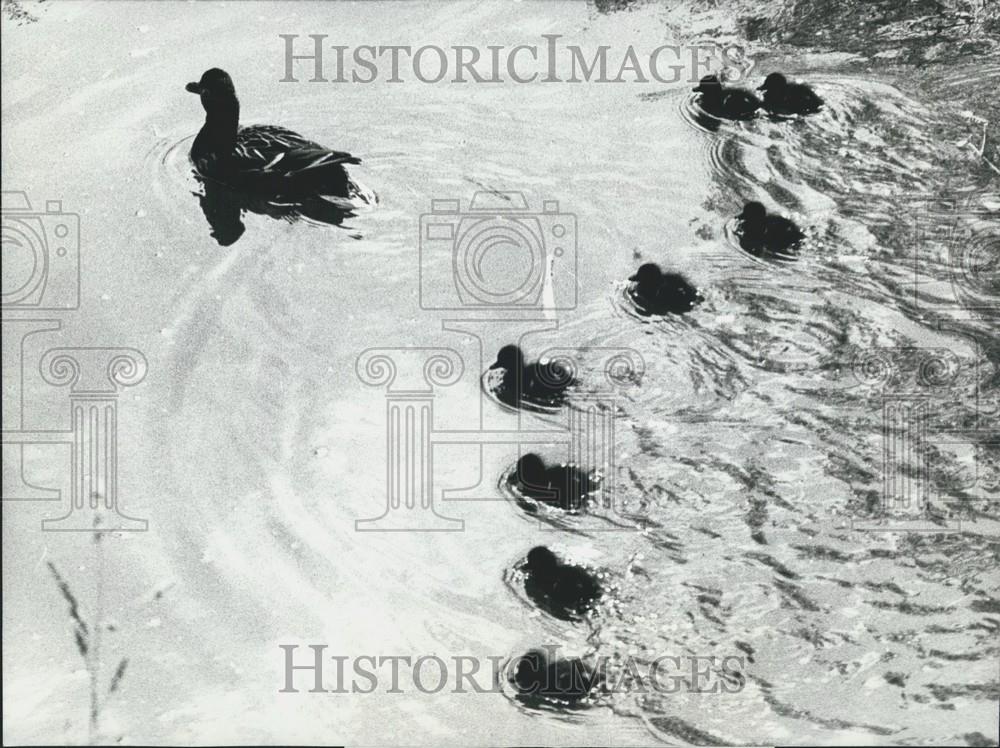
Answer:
292, 150, 376, 206
315, 177, 378, 208
347, 177, 379, 207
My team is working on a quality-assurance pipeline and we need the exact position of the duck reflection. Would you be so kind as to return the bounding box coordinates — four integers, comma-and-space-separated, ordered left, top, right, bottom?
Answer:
192, 175, 357, 246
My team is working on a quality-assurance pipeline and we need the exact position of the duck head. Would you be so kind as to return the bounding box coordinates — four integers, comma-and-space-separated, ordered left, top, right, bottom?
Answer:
509, 649, 546, 692
693, 74, 722, 94
493, 344, 526, 372
737, 201, 769, 243
757, 72, 787, 92
186, 68, 237, 106
526, 546, 559, 574
187, 68, 240, 145
516, 453, 548, 486
738, 201, 767, 224
629, 262, 663, 288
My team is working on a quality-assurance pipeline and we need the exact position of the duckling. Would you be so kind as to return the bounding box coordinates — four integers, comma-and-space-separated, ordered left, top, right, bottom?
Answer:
628, 263, 703, 315
736, 201, 804, 256
522, 546, 602, 621
510, 453, 595, 512
692, 74, 761, 121
185, 68, 376, 203
508, 648, 601, 706
757, 72, 823, 115
489, 345, 575, 409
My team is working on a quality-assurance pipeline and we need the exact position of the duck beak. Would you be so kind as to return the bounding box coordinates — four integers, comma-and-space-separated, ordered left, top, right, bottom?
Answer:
628, 273, 638, 281
756, 83, 766, 91
185, 81, 201, 94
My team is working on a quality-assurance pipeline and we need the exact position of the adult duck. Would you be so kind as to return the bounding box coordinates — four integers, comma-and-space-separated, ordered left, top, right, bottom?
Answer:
185, 68, 376, 203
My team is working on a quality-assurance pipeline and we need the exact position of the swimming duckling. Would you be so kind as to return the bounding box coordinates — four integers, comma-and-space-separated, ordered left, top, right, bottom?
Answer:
186, 68, 376, 203
522, 546, 602, 621
489, 345, 575, 409
692, 74, 762, 121
628, 263, 703, 315
508, 648, 601, 706
511, 453, 595, 512
757, 72, 823, 115
736, 201, 804, 256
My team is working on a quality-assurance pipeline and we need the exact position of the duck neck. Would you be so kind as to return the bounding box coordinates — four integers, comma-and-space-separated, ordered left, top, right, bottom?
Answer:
199, 97, 240, 152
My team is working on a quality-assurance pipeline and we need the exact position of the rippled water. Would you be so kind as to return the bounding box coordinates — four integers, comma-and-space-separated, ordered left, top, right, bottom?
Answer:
3, 0, 998, 744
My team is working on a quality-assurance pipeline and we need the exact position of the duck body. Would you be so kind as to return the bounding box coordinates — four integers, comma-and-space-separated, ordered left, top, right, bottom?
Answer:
737, 201, 804, 256
628, 263, 703, 315
489, 345, 576, 409
522, 546, 602, 621
758, 72, 823, 115
511, 454, 595, 512
692, 74, 761, 121
193, 124, 365, 196
186, 68, 375, 203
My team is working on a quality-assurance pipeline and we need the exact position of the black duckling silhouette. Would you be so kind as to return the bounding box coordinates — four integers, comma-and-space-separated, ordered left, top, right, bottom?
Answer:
736, 201, 804, 258
628, 263, 703, 315
193, 175, 356, 246
185, 68, 376, 204
488, 345, 575, 410
510, 453, 596, 512
522, 546, 602, 621
508, 648, 602, 707
692, 74, 761, 121
757, 72, 823, 116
